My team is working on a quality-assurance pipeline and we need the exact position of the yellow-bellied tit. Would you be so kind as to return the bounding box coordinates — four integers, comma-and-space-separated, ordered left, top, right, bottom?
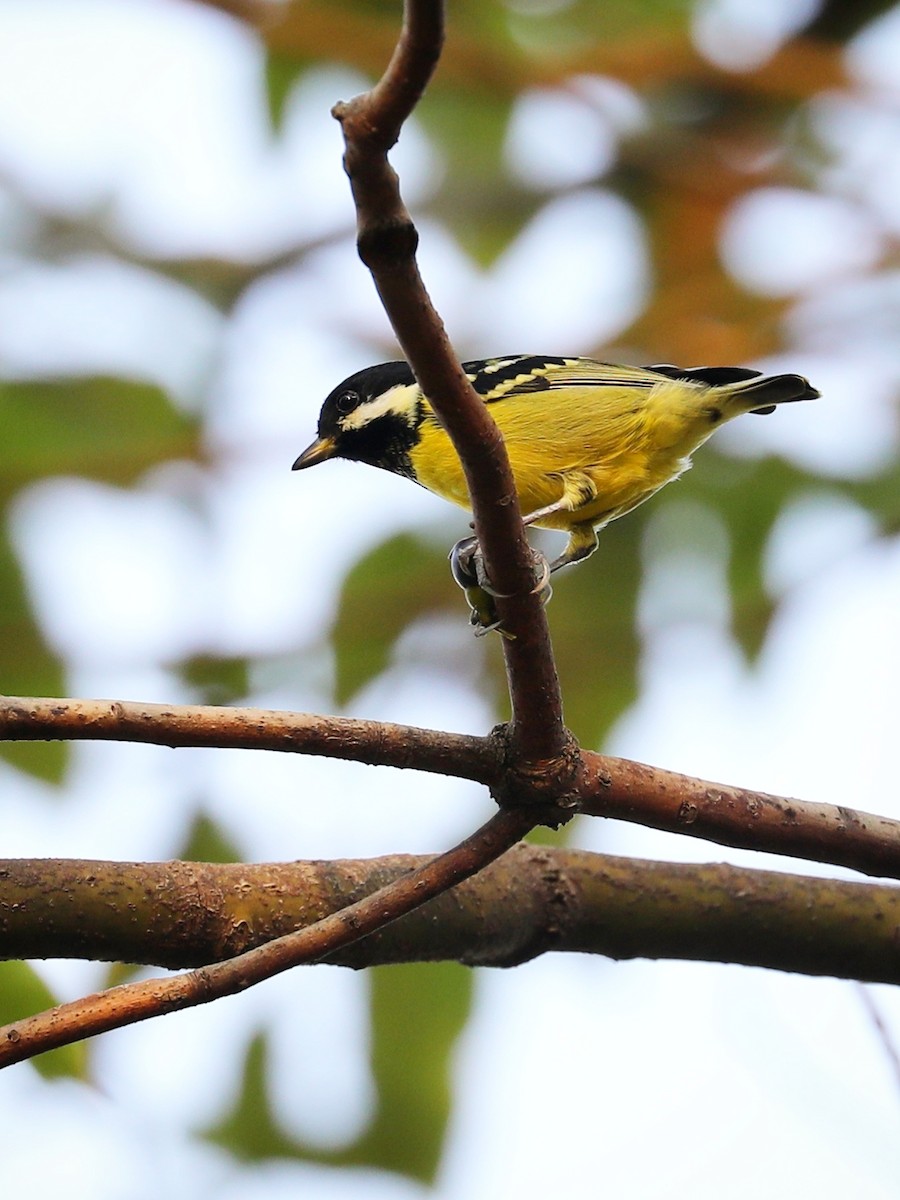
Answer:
293, 355, 819, 626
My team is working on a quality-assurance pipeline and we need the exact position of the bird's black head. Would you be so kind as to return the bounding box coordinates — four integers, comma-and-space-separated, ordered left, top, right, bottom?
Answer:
292, 361, 421, 478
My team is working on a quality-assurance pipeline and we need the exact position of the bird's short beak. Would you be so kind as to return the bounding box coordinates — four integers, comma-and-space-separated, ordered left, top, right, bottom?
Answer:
292, 436, 337, 470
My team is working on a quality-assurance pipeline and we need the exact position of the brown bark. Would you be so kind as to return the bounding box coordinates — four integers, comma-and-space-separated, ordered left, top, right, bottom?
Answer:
2, 850, 897, 984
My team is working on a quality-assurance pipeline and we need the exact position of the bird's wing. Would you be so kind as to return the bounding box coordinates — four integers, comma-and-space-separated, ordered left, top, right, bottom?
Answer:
464, 356, 666, 403
536, 360, 664, 390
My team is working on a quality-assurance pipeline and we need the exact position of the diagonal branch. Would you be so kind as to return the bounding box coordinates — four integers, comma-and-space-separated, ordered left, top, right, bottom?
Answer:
331, 0, 567, 762
856, 985, 900, 1095
0, 807, 536, 1069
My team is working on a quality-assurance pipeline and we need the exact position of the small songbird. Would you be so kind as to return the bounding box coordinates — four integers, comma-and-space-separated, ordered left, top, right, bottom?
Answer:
293, 355, 819, 584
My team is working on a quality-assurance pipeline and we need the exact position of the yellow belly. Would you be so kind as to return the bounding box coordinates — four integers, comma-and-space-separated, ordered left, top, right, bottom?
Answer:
409, 400, 694, 532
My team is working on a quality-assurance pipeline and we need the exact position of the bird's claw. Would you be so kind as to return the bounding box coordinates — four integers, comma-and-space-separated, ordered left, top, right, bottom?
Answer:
529, 553, 552, 599
449, 536, 552, 636
449, 535, 480, 592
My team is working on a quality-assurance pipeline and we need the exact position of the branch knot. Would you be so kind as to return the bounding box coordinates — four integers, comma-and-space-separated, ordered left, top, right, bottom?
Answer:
487, 723, 582, 828
357, 218, 419, 270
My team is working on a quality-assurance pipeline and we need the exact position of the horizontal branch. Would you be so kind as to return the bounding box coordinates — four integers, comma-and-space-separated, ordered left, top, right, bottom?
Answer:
0, 695, 496, 783
3, 696, 900, 879
580, 752, 900, 880
2, 850, 898, 983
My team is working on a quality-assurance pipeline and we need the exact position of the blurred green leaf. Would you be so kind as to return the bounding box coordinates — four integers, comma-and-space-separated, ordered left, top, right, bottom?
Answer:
178, 811, 244, 865
1, 376, 200, 497
418, 91, 537, 266
102, 961, 144, 989
178, 654, 251, 706
0, 524, 66, 782
264, 53, 308, 134
688, 453, 828, 659
450, 0, 694, 51
204, 1031, 302, 1161
331, 530, 459, 704
330, 517, 643, 743
1, 374, 197, 780
0, 961, 88, 1080
845, 460, 900, 534
205, 963, 472, 1180
547, 515, 642, 747
338, 962, 473, 1183
205, 964, 472, 1181
501, 0, 694, 48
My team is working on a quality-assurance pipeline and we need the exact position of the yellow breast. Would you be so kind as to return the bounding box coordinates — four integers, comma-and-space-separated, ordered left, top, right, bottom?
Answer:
409, 381, 708, 531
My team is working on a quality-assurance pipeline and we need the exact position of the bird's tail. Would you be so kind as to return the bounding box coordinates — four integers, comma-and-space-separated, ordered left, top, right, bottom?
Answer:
649, 364, 820, 414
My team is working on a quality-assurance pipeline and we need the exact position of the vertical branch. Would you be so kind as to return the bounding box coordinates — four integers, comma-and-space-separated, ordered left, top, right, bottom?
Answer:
332, 0, 570, 769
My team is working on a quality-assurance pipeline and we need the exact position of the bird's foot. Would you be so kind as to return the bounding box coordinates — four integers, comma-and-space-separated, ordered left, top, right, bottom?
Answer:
449, 536, 552, 637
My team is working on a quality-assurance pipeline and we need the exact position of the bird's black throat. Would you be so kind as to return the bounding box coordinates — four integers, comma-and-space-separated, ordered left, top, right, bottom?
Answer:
335, 410, 420, 481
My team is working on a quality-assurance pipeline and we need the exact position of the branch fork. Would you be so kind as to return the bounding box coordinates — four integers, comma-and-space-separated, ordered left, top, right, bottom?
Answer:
2, 0, 897, 1072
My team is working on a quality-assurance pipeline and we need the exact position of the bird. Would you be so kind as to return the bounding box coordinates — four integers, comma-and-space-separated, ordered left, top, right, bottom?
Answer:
293, 354, 819, 626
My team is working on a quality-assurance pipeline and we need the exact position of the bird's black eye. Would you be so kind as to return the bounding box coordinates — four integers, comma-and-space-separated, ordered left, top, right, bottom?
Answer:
335, 390, 359, 415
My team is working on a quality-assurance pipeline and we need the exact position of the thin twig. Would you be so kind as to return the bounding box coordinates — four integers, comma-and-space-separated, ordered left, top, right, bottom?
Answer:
331, 0, 568, 762
855, 985, 900, 1098
0, 807, 535, 1069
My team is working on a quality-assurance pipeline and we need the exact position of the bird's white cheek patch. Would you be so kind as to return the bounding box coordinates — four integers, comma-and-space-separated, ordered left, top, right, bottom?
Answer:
340, 385, 421, 432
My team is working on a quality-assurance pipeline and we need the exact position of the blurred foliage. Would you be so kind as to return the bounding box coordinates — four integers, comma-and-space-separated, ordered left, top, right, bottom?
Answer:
3, 0, 899, 1183
205, 1031, 307, 1160
331, 531, 457, 704
335, 963, 473, 1181
1, 376, 200, 779
0, 526, 66, 780
205, 964, 472, 1182
178, 653, 253, 706
546, 514, 643, 744
265, 51, 310, 133
419, 89, 527, 264
179, 810, 245, 863
0, 377, 198, 492
0, 961, 88, 1080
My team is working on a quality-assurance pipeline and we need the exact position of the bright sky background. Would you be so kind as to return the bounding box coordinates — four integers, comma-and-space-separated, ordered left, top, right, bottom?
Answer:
0, 1, 899, 1197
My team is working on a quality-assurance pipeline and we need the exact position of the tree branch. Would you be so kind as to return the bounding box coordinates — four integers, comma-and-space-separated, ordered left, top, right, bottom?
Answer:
0, 696, 496, 784
4, 695, 900, 879
580, 751, 900, 880
2, 850, 898, 984
331, 0, 567, 762
0, 807, 536, 1069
